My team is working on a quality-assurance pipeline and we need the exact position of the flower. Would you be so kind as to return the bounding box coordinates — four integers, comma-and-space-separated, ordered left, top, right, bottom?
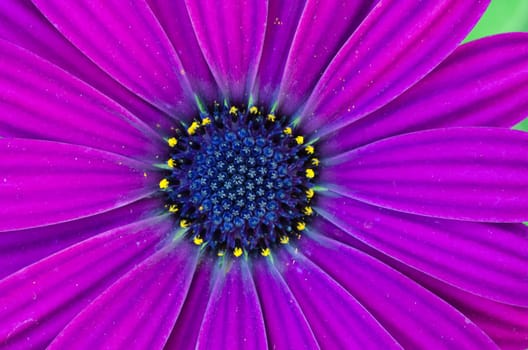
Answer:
1, 0, 528, 349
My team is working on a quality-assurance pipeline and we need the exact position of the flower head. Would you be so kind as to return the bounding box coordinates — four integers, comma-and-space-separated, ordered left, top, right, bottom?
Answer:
1, 0, 528, 349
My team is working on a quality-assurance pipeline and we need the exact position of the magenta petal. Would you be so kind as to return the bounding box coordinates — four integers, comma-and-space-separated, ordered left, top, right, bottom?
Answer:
165, 257, 215, 349
277, 248, 402, 349
300, 235, 497, 349
197, 261, 267, 349
403, 267, 528, 350
312, 216, 526, 349
0, 216, 170, 349
32, 0, 195, 117
299, 0, 489, 136
322, 32, 528, 154
324, 128, 528, 222
146, 0, 218, 102
0, 1, 175, 130
252, 0, 305, 105
277, 0, 376, 114
49, 242, 199, 350
466, 302, 528, 350
318, 195, 528, 307
0, 198, 161, 279
0, 139, 157, 231
0, 39, 162, 160
185, 0, 267, 102
252, 259, 319, 349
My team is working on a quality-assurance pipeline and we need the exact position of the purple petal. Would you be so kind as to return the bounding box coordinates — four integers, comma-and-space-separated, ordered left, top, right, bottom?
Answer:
323, 127, 528, 222
185, 0, 267, 102
0, 39, 162, 160
405, 268, 528, 350
48, 242, 199, 350
277, 0, 377, 114
299, 234, 497, 349
32, 0, 195, 117
0, 0, 176, 130
165, 256, 215, 349
0, 139, 157, 231
322, 32, 528, 154
146, 0, 218, 102
251, 0, 305, 105
312, 217, 526, 349
277, 248, 402, 349
197, 261, 268, 349
0, 216, 170, 349
299, 0, 489, 136
318, 195, 528, 307
0, 198, 162, 279
252, 258, 319, 349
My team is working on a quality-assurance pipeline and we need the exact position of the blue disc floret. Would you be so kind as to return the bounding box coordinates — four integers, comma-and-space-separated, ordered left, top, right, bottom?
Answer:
160, 102, 318, 258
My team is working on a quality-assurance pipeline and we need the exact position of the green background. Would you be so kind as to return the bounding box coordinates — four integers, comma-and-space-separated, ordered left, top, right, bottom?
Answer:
466, 0, 528, 130
466, 0, 528, 42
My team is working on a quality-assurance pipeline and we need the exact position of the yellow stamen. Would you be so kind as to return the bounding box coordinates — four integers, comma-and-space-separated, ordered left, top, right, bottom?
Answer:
305, 168, 315, 179
199, 205, 204, 211
279, 236, 290, 244
187, 121, 200, 135
296, 222, 306, 231
305, 145, 314, 154
217, 250, 225, 257
167, 137, 178, 147
306, 188, 315, 199
180, 219, 190, 228
249, 106, 259, 114
233, 247, 243, 257
261, 248, 271, 257
159, 178, 169, 189
168, 204, 178, 213
311, 158, 320, 166
283, 127, 292, 135
193, 236, 204, 245
295, 136, 304, 145
167, 158, 175, 168
303, 206, 313, 216
201, 117, 211, 126
267, 114, 276, 122
229, 106, 238, 115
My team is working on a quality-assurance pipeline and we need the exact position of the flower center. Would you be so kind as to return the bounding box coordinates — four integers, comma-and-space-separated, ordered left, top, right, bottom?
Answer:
159, 103, 318, 258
